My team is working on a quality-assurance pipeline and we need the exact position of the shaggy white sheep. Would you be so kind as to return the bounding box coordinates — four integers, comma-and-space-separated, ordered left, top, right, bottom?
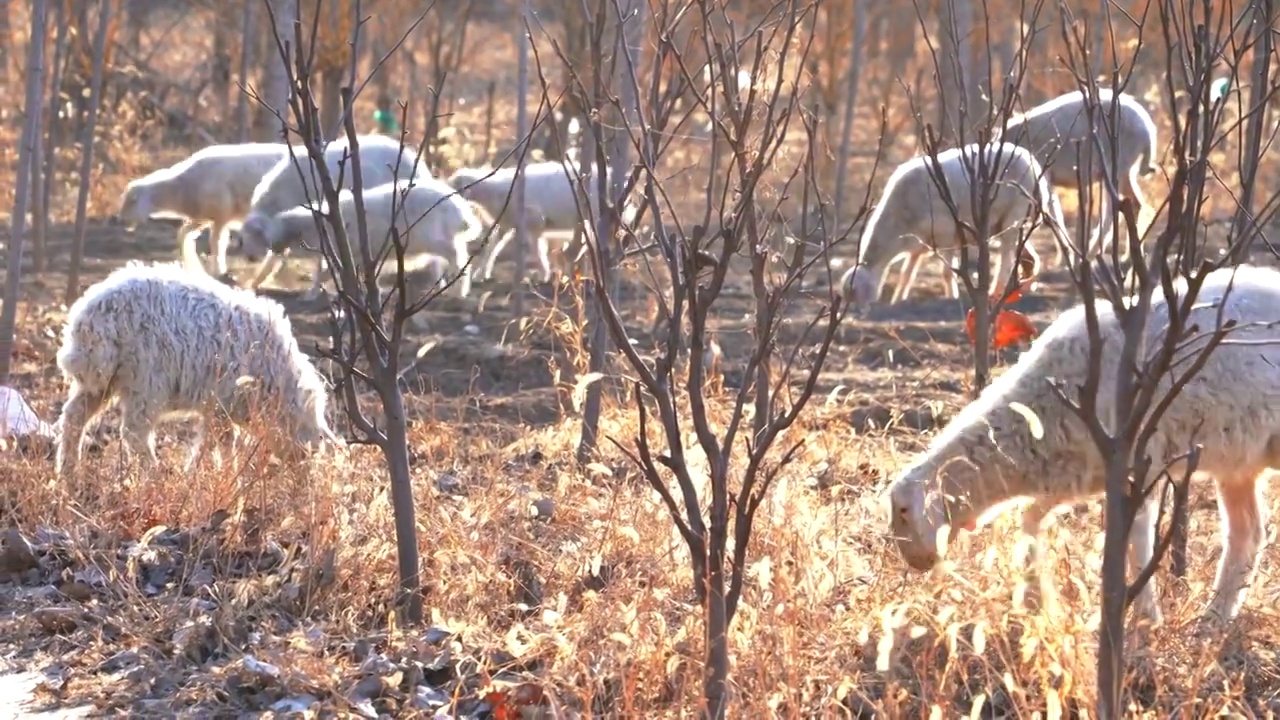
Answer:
446, 160, 601, 282
842, 142, 1071, 307
998, 88, 1159, 261
238, 134, 427, 291
886, 263, 1280, 625
246, 177, 484, 302
117, 142, 290, 277
55, 261, 339, 480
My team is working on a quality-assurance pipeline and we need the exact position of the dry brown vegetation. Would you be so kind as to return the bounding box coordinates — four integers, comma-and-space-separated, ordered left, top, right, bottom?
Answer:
0, 0, 1278, 717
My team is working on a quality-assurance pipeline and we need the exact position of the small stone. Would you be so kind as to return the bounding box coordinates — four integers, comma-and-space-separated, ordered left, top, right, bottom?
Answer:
0, 528, 38, 574
463, 324, 481, 336
412, 685, 449, 710
57, 580, 94, 602
435, 474, 464, 495
530, 498, 555, 520
32, 606, 82, 634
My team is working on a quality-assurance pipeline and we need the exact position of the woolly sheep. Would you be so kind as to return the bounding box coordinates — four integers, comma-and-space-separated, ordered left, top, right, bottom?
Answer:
117, 142, 290, 277
842, 142, 1071, 308
886, 263, 1280, 625
55, 261, 339, 481
238, 134, 427, 292
446, 160, 602, 283
998, 88, 1159, 261
246, 177, 484, 302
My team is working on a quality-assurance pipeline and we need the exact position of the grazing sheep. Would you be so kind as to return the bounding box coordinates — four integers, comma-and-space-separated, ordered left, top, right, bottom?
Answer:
239, 134, 427, 294
998, 88, 1159, 261
247, 177, 484, 302
55, 261, 339, 481
886, 263, 1280, 625
446, 160, 602, 283
117, 142, 290, 277
843, 142, 1071, 308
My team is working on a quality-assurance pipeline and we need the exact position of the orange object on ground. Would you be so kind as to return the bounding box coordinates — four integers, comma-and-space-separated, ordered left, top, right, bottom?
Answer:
964, 284, 1038, 350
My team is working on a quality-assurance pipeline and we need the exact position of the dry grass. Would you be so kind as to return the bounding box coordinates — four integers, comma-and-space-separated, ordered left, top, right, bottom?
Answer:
2, 4, 1280, 718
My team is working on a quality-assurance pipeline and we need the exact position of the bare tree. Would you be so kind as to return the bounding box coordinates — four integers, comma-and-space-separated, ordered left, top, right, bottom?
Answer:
547, 1, 849, 714
1044, 1, 1280, 714
256, 0, 466, 624
66, 0, 112, 304
0, 0, 49, 384
417, 0, 476, 169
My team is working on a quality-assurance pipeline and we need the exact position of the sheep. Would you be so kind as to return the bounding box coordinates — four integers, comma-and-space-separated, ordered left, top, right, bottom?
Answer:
446, 160, 602, 283
997, 88, 1159, 262
54, 261, 340, 481
886, 263, 1280, 625
244, 177, 484, 303
238, 134, 427, 295
116, 142, 290, 278
842, 142, 1071, 308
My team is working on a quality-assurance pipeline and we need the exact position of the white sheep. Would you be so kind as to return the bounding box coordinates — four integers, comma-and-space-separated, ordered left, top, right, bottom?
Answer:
117, 142, 290, 277
246, 177, 484, 303
997, 88, 1159, 261
55, 261, 340, 480
886, 263, 1280, 625
239, 134, 427, 295
842, 142, 1071, 308
446, 160, 601, 283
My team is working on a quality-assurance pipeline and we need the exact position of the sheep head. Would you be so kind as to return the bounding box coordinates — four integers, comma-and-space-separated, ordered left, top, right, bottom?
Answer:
238, 213, 275, 261
117, 184, 151, 229
840, 264, 881, 309
886, 456, 981, 571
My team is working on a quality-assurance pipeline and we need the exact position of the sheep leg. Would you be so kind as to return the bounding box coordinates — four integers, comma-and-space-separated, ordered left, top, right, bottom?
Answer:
893, 251, 927, 303
248, 251, 287, 291
454, 238, 472, 299
208, 221, 232, 277
55, 384, 109, 481
1119, 167, 1153, 261
1203, 472, 1268, 623
177, 221, 208, 273
118, 401, 160, 471
1090, 185, 1115, 259
1015, 500, 1062, 613
1126, 496, 1163, 625
303, 254, 326, 301
480, 227, 515, 282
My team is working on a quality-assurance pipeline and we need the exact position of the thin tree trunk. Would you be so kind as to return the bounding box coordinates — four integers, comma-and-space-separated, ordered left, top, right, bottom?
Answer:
0, 0, 49, 384
212, 10, 232, 132
1228, 0, 1274, 263
511, 2, 530, 318
257, 0, 295, 140
831, 1, 866, 236
66, 0, 110, 304
577, 0, 640, 462
236, 0, 255, 142
381, 371, 422, 622
32, 0, 67, 274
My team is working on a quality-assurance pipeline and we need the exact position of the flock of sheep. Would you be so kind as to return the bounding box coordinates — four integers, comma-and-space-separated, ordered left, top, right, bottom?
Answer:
47, 85, 1280, 628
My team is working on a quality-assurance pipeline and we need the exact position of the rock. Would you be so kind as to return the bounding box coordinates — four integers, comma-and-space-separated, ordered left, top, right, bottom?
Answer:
530, 497, 555, 520
57, 580, 95, 602
435, 474, 464, 496
0, 528, 38, 574
270, 695, 320, 714
32, 606, 82, 634
412, 685, 450, 710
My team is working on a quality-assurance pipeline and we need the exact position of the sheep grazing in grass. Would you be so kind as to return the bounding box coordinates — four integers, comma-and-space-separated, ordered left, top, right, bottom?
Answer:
446, 160, 602, 283
247, 177, 484, 303
55, 261, 339, 481
997, 88, 1159, 262
239, 134, 427, 292
842, 142, 1071, 308
886, 263, 1280, 625
117, 142, 290, 277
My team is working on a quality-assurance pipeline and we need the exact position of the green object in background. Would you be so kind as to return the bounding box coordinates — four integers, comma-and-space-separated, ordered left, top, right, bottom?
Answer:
373, 108, 400, 133
1210, 77, 1231, 103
